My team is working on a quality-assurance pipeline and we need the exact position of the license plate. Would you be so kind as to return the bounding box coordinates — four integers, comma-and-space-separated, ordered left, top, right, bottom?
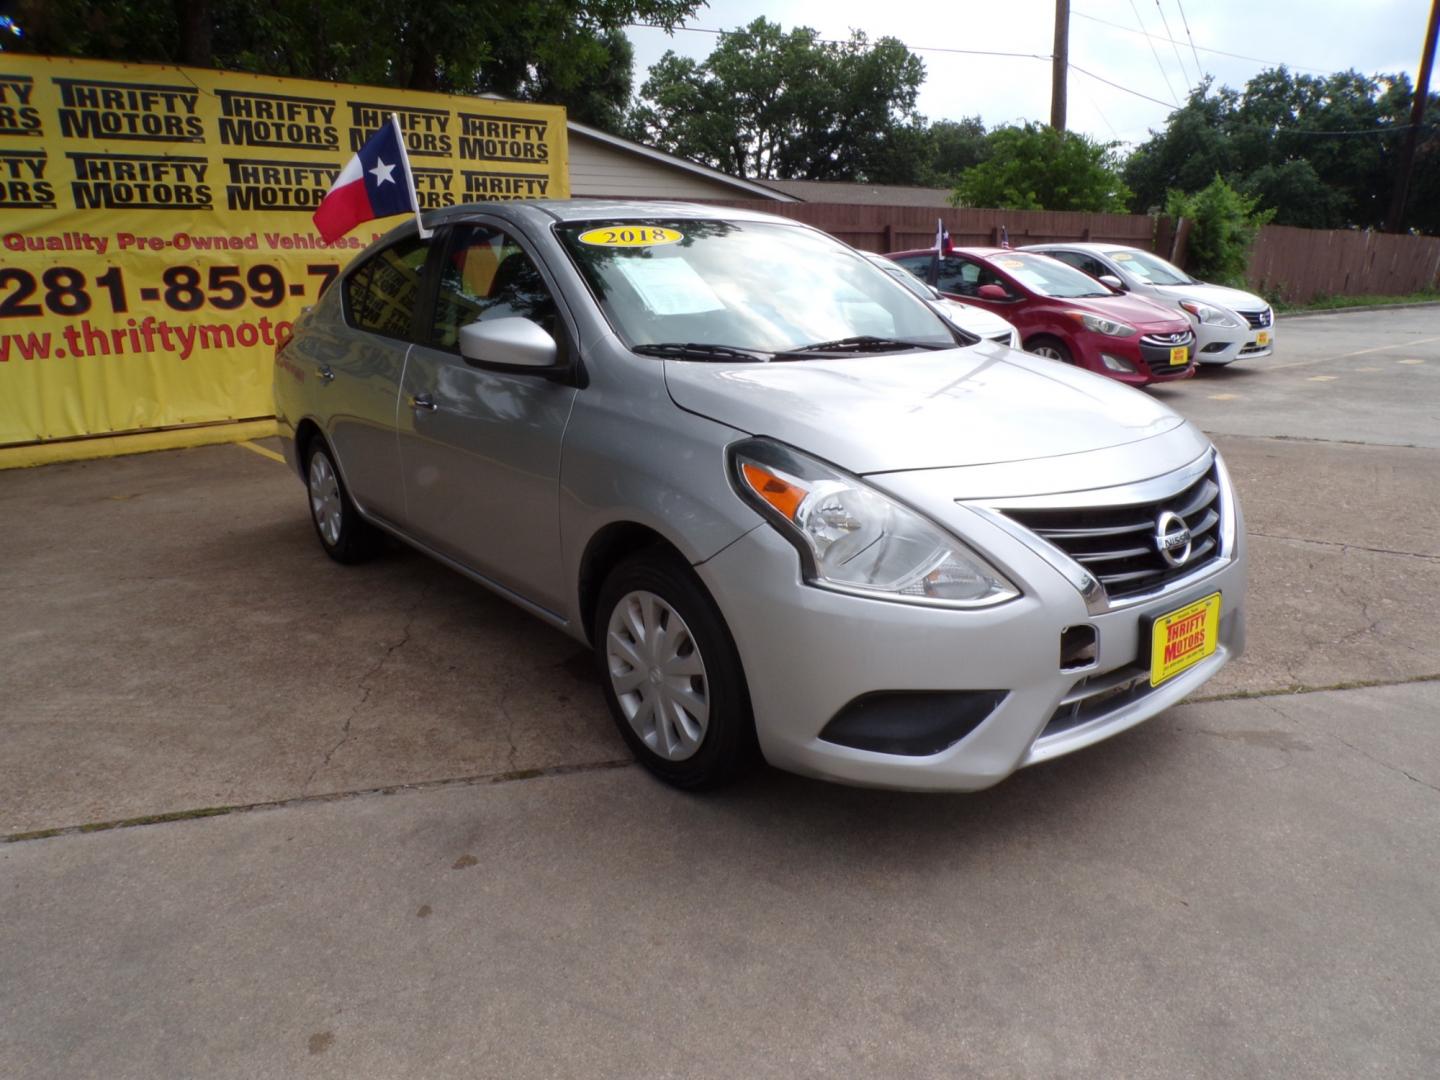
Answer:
1256, 330, 1270, 346
1169, 345, 1188, 366
1149, 593, 1221, 687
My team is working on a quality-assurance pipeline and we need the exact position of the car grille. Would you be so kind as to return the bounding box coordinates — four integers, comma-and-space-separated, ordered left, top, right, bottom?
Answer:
1040, 662, 1152, 739
1001, 464, 1223, 601
1137, 330, 1195, 376
1238, 307, 1272, 330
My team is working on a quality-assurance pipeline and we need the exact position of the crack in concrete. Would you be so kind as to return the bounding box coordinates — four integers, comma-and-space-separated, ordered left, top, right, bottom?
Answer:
1192, 673, 1440, 703
1326, 732, 1440, 796
1213, 683, 1438, 793
302, 583, 431, 793
1247, 531, 1440, 562
4, 758, 638, 844
1218, 432, 1429, 450
496, 682, 520, 771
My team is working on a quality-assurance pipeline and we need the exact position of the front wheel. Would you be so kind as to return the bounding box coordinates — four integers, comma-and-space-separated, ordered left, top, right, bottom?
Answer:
305, 439, 379, 564
1025, 336, 1074, 364
594, 553, 755, 790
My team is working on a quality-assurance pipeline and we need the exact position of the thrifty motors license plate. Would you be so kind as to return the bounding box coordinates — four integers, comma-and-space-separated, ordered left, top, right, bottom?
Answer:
1169, 345, 1188, 365
1257, 330, 1271, 346
1149, 592, 1222, 687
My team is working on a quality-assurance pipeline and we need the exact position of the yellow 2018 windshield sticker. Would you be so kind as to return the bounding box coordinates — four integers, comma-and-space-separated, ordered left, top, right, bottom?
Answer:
578, 226, 684, 247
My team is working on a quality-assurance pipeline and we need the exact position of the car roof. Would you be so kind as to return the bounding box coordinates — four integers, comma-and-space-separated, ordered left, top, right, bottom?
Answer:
426, 198, 801, 230
1021, 242, 1145, 254
887, 246, 1031, 259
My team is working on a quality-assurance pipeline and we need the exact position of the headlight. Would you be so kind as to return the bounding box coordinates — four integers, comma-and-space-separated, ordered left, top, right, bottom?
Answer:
1067, 311, 1136, 337
1178, 300, 1240, 327
730, 439, 1019, 607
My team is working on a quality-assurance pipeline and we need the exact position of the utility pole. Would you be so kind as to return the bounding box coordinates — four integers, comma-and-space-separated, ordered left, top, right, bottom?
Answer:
1385, 0, 1439, 233
1051, 0, 1070, 131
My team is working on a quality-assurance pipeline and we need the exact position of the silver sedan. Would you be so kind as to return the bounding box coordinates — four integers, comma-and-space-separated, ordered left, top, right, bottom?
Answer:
275, 200, 1246, 791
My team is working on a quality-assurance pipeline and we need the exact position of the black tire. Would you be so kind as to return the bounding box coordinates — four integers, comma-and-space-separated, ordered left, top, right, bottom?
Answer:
1025, 335, 1074, 364
593, 552, 755, 790
304, 438, 379, 564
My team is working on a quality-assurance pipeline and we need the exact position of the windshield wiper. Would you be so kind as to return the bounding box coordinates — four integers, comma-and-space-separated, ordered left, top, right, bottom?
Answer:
631, 342, 770, 362
773, 335, 947, 358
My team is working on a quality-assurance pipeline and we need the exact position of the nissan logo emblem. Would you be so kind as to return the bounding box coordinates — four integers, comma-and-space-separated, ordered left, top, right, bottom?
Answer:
1154, 510, 1192, 567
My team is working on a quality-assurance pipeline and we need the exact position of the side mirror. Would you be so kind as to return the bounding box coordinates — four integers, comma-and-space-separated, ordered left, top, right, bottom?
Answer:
976, 284, 1010, 301
458, 317, 557, 369
1098, 274, 1126, 293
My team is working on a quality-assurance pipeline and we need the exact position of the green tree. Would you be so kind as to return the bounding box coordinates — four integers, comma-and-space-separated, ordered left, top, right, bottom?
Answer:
1166, 176, 1274, 286
918, 117, 990, 188
1123, 67, 1437, 232
630, 17, 927, 181
7, 0, 696, 129
953, 122, 1131, 211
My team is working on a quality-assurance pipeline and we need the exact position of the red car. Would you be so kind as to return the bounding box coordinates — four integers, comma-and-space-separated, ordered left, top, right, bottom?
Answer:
886, 247, 1196, 386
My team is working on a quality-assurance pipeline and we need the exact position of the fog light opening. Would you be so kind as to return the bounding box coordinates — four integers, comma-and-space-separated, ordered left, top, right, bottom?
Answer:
1100, 353, 1137, 373
1060, 625, 1098, 670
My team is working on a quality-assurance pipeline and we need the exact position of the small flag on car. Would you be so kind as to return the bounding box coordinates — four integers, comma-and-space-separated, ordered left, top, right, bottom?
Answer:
313, 115, 430, 243
934, 218, 955, 255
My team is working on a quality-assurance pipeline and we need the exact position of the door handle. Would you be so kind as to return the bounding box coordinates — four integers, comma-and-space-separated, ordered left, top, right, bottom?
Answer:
317, 364, 335, 383
410, 393, 438, 411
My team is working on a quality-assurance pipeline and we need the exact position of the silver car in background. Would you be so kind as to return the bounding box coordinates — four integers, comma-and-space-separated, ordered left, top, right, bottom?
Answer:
275, 201, 1246, 792
1023, 242, 1275, 365
860, 251, 1021, 348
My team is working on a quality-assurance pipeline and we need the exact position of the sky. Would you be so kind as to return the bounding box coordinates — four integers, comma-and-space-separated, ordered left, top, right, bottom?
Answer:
625, 0, 1433, 152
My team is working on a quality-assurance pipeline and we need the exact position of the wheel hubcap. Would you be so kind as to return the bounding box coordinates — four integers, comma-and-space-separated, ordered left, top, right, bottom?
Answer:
1032, 345, 1062, 360
308, 453, 343, 546
605, 590, 709, 761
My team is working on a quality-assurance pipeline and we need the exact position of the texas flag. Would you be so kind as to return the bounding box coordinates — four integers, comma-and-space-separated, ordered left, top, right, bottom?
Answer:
934, 218, 955, 255
313, 116, 426, 243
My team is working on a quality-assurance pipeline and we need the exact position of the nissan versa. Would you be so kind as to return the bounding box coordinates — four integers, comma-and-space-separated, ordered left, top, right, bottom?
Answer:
274, 201, 1247, 792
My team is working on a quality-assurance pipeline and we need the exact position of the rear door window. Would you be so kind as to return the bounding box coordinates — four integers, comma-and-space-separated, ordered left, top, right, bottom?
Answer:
343, 234, 430, 340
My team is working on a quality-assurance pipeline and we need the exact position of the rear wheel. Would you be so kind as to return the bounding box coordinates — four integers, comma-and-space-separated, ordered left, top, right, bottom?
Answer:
1025, 336, 1073, 364
594, 553, 754, 790
305, 439, 379, 564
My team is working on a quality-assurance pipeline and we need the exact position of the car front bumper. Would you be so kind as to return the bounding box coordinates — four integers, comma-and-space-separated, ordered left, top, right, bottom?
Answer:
696, 465, 1246, 792
1187, 317, 1275, 364
1070, 333, 1196, 386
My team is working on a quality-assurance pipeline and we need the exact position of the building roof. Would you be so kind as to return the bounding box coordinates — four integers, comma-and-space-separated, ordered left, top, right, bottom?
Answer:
565, 121, 800, 202
761, 180, 958, 206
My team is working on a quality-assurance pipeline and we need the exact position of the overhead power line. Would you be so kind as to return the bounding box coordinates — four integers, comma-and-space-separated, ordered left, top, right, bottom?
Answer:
1126, 0, 1181, 105
629, 18, 1425, 138
1153, 0, 1193, 87
1068, 62, 1181, 110
1174, 0, 1205, 76
625, 23, 1050, 61
1072, 8, 1332, 73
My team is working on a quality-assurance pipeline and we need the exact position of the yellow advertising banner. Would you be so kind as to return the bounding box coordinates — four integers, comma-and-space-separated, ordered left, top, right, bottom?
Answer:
0, 54, 568, 453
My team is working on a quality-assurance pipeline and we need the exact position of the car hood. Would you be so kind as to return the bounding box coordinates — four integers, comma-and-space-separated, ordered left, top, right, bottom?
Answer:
1062, 292, 1190, 330
664, 342, 1186, 475
936, 299, 1015, 337
1152, 282, 1268, 313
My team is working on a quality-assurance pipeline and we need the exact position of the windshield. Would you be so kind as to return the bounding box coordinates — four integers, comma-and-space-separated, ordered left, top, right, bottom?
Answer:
995, 253, 1111, 298
557, 220, 956, 354
1106, 249, 1196, 286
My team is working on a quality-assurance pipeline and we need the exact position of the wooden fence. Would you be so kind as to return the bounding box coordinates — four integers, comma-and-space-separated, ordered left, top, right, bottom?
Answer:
707, 199, 1440, 303
707, 200, 1162, 253
1245, 225, 1440, 304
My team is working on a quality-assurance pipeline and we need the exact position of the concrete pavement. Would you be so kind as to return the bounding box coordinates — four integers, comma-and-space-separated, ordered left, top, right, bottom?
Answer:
3, 683, 1436, 1079
2, 306, 1438, 1077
